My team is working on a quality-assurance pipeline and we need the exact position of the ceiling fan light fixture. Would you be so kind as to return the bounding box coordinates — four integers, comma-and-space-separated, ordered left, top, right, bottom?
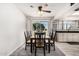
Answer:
38, 11, 43, 16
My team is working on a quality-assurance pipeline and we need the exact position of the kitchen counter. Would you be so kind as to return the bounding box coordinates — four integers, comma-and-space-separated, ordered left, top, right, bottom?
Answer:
56, 30, 79, 42
56, 30, 79, 33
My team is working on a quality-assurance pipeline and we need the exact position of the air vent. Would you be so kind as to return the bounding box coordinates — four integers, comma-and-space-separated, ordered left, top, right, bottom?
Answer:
75, 8, 79, 11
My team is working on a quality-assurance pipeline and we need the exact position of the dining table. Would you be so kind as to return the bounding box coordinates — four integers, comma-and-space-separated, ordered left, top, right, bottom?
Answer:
30, 35, 51, 53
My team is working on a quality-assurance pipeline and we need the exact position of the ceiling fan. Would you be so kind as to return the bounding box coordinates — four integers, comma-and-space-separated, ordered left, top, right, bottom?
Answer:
38, 6, 51, 13
30, 4, 51, 13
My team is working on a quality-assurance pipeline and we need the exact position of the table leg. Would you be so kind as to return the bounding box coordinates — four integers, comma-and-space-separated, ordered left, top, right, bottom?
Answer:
48, 39, 50, 53
31, 39, 32, 53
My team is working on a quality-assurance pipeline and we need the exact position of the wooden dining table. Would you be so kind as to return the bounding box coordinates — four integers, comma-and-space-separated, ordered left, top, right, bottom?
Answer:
30, 35, 51, 53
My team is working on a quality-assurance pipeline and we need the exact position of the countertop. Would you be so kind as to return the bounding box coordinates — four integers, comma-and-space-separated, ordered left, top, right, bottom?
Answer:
56, 30, 79, 33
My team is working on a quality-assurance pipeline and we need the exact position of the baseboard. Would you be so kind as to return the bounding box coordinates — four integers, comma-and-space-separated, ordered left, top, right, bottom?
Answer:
7, 42, 24, 56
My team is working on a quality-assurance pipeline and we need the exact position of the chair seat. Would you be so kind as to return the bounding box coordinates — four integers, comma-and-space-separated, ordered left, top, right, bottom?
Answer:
45, 40, 53, 43
50, 40, 53, 43
27, 40, 35, 43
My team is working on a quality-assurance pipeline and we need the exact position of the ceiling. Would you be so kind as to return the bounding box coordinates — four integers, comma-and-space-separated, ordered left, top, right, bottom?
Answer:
15, 3, 79, 20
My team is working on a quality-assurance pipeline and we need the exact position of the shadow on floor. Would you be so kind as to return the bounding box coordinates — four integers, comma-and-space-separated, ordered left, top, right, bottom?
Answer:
67, 42, 79, 45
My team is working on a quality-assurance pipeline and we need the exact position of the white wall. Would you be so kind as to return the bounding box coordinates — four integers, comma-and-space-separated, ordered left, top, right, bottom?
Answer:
0, 3, 27, 55
26, 18, 31, 32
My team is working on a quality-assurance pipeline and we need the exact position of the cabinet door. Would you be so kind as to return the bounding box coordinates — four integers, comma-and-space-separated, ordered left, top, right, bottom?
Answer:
76, 33, 79, 42
57, 33, 67, 42
63, 33, 69, 42
57, 33, 79, 42
57, 33, 63, 42
72, 33, 79, 42
67, 33, 73, 42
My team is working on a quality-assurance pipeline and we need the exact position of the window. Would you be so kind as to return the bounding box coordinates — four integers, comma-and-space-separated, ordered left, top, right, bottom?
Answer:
55, 20, 78, 30
32, 20, 48, 35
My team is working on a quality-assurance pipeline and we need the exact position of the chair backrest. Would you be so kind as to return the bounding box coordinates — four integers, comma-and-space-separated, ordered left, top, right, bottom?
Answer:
27, 31, 30, 37
53, 31, 56, 43
24, 31, 31, 43
34, 32, 46, 45
24, 31, 27, 43
50, 30, 53, 40
50, 30, 56, 43
35, 32, 46, 38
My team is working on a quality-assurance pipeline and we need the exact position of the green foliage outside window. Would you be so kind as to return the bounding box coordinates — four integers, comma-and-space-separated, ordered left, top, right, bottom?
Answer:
33, 23, 45, 32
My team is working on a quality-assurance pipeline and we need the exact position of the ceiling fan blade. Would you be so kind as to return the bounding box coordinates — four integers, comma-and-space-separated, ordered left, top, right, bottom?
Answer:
42, 10, 51, 13
38, 6, 42, 11
38, 5, 51, 13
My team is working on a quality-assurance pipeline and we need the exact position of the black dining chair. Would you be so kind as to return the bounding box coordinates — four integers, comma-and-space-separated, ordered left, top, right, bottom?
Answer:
24, 31, 31, 50
45, 30, 56, 53
34, 32, 46, 56
49, 30, 56, 51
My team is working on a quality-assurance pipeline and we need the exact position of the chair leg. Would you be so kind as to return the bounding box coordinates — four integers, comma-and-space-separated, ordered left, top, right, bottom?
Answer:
25, 44, 27, 50
44, 47, 46, 56
35, 47, 37, 56
51, 44, 53, 46
32, 44, 35, 50
48, 44, 50, 53
53, 44, 55, 51
46, 44, 47, 50
30, 39, 33, 53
